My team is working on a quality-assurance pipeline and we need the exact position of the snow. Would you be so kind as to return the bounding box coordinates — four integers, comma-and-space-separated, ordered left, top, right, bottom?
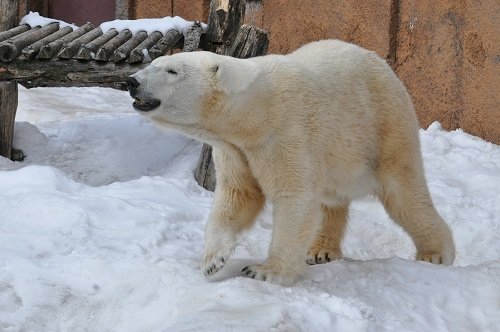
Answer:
20, 12, 78, 30
19, 12, 207, 36
100, 17, 208, 36
0, 85, 499, 331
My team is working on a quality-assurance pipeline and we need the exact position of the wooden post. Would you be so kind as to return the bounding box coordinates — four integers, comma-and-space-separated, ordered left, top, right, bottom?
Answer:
0, 0, 20, 160
194, 0, 269, 191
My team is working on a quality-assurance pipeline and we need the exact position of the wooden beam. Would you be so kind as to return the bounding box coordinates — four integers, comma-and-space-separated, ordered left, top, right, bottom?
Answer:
22, 26, 72, 59
0, 23, 60, 62
113, 30, 147, 62
0, 78, 17, 159
57, 27, 103, 59
0, 24, 30, 43
75, 28, 119, 60
38, 22, 94, 59
95, 29, 132, 61
149, 29, 182, 60
182, 22, 203, 52
228, 24, 268, 58
206, 0, 245, 54
0, 58, 147, 89
128, 31, 162, 63
0, 0, 20, 160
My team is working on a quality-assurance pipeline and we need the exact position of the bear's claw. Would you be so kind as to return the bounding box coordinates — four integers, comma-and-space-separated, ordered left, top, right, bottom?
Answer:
241, 264, 294, 285
416, 252, 444, 265
306, 248, 341, 265
203, 255, 227, 277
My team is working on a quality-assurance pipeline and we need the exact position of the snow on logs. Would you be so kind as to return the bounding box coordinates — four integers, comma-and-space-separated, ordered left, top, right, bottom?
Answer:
0, 20, 204, 63
0, 17, 206, 88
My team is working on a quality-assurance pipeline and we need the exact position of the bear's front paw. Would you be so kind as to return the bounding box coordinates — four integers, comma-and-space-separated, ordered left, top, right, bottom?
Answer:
202, 244, 234, 277
203, 255, 227, 277
306, 248, 341, 265
241, 264, 296, 286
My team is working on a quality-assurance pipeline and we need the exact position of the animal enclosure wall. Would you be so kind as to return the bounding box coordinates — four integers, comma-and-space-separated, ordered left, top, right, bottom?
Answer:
114, 0, 499, 144
13, 0, 500, 144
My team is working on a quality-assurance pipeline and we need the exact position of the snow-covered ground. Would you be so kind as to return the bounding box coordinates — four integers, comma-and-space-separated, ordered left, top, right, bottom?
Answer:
0, 85, 499, 332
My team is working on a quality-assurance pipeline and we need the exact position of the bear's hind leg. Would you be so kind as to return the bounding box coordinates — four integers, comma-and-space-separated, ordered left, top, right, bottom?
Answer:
241, 195, 323, 285
306, 204, 348, 265
203, 147, 265, 277
377, 166, 455, 265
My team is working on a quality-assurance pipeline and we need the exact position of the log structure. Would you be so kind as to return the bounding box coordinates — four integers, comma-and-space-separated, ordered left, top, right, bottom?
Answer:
0, 21, 206, 90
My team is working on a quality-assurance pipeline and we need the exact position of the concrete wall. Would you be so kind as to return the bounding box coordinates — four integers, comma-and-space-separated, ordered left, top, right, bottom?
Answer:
132, 0, 499, 144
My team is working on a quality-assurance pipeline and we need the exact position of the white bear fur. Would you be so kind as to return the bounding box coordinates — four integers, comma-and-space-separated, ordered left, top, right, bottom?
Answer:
131, 39, 456, 285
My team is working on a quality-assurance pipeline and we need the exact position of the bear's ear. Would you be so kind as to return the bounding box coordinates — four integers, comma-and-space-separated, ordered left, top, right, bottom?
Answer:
214, 60, 260, 94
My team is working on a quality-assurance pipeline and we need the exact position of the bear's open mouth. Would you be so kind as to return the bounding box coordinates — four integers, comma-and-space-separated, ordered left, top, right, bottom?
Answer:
132, 97, 161, 112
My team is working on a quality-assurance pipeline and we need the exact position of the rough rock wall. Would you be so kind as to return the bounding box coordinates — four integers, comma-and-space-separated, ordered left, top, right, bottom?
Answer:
396, 0, 499, 144
132, 0, 209, 21
132, 0, 499, 144
262, 0, 392, 59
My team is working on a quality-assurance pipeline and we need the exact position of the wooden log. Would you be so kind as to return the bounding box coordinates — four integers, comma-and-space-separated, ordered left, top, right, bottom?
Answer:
0, 23, 60, 62
206, 0, 245, 54
38, 22, 94, 59
149, 29, 182, 60
0, 24, 30, 43
182, 22, 203, 52
113, 30, 147, 63
128, 31, 163, 63
95, 29, 132, 62
22, 26, 73, 60
228, 24, 268, 58
75, 28, 119, 60
194, 2, 269, 191
0, 81, 17, 159
57, 27, 103, 59
0, 58, 147, 89
194, 144, 216, 191
0, 0, 19, 160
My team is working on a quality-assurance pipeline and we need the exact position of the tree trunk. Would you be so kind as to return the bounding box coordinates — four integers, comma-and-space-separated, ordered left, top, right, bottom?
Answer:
0, 0, 20, 160
194, 0, 269, 191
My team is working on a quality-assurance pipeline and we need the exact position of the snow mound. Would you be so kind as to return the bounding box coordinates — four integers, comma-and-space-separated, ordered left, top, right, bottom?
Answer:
0, 85, 498, 331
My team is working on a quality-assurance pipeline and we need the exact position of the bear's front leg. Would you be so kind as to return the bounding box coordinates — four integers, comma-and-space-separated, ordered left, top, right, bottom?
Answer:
241, 195, 322, 285
202, 147, 264, 277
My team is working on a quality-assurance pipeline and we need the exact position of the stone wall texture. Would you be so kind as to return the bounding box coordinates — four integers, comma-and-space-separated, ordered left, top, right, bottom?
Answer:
132, 0, 499, 144
396, 0, 499, 144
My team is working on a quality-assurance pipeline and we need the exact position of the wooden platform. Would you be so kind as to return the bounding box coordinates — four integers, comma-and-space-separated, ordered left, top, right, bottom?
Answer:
0, 21, 204, 89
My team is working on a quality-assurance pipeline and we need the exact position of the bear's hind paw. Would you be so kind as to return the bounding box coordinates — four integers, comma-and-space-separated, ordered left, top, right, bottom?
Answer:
416, 252, 446, 265
306, 248, 341, 265
241, 264, 295, 286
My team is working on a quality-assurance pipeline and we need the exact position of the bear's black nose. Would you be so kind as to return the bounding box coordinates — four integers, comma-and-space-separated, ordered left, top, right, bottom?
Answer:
126, 77, 140, 92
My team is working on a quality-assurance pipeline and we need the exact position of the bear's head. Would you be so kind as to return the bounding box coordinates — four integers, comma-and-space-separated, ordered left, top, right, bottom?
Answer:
127, 51, 261, 142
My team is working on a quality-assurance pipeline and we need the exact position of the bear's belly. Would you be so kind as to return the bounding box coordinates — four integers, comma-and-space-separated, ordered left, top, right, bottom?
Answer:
320, 167, 379, 207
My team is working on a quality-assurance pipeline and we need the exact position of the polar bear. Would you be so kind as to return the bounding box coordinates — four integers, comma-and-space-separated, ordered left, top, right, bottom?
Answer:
127, 39, 455, 285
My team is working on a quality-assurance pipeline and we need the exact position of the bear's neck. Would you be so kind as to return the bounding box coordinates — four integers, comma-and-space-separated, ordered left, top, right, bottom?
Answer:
204, 94, 273, 151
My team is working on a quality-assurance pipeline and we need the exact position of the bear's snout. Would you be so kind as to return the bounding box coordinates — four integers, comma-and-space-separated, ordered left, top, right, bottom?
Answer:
127, 75, 161, 112
126, 77, 140, 97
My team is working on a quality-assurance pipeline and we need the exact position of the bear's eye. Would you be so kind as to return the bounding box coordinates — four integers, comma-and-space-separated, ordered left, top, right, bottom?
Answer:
167, 69, 178, 75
